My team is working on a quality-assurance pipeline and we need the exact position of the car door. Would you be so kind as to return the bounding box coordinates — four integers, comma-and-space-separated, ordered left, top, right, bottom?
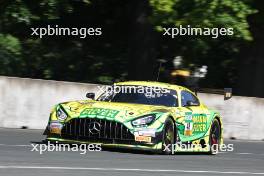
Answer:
179, 90, 208, 140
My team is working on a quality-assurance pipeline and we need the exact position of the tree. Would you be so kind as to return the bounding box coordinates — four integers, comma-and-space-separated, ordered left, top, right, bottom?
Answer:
237, 0, 264, 97
148, 0, 255, 88
0, 0, 260, 97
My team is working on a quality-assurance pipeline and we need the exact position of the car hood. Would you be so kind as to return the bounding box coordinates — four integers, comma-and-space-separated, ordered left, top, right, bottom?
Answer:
59, 100, 171, 122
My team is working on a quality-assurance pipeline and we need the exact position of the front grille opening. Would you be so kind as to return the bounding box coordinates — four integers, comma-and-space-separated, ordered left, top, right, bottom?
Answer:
61, 118, 134, 143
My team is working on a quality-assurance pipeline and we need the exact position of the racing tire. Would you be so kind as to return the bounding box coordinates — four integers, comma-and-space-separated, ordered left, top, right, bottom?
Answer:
162, 118, 176, 155
209, 118, 221, 155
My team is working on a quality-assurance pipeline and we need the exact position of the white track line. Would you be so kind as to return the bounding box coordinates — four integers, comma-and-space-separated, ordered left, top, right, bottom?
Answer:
236, 153, 253, 155
0, 144, 30, 147
1, 144, 264, 156
0, 166, 263, 175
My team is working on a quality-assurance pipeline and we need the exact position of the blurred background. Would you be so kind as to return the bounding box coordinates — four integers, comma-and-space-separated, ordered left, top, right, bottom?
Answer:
0, 0, 263, 97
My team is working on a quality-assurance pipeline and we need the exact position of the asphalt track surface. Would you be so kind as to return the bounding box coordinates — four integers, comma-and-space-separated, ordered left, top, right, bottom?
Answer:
0, 128, 263, 176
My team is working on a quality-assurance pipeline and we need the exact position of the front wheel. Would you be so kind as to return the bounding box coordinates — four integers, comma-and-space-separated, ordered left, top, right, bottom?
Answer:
162, 118, 176, 155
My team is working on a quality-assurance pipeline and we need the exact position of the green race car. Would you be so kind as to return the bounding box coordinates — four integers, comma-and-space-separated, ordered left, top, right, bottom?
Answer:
45, 81, 231, 154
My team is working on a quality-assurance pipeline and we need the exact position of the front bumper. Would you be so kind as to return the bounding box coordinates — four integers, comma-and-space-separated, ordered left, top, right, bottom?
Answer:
46, 137, 163, 151
45, 118, 164, 150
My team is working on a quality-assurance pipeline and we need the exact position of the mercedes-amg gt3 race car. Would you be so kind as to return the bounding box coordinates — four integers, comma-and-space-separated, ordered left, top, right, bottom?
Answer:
45, 81, 231, 154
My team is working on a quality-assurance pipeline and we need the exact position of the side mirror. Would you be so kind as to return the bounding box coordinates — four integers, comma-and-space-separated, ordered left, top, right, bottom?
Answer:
86, 93, 95, 100
186, 100, 199, 106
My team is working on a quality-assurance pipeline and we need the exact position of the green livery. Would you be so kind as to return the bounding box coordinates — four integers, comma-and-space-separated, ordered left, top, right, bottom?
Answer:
45, 81, 223, 154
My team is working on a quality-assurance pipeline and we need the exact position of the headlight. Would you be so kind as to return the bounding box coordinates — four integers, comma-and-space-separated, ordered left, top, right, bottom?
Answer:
57, 107, 67, 120
131, 114, 155, 126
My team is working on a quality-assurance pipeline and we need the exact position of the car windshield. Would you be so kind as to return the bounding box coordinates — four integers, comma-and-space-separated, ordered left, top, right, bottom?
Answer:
97, 85, 178, 107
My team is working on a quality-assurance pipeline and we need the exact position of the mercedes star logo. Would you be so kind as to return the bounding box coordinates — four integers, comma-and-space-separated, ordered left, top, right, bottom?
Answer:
89, 121, 101, 134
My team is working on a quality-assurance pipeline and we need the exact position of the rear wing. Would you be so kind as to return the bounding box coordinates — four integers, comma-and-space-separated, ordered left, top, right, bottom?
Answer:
192, 88, 232, 100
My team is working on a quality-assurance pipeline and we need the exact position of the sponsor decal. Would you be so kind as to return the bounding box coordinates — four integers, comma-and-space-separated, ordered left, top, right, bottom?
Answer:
192, 115, 207, 133
135, 129, 156, 137
184, 122, 193, 136
135, 136, 152, 143
134, 129, 155, 142
80, 108, 119, 118
49, 122, 63, 134
184, 112, 193, 136
185, 113, 193, 121
50, 128, 61, 134
184, 113, 207, 135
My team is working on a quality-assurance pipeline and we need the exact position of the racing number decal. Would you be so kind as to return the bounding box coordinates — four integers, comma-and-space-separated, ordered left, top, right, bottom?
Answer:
184, 112, 193, 136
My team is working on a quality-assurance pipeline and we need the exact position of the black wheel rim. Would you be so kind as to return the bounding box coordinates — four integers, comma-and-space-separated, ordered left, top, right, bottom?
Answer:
163, 121, 175, 154
211, 121, 220, 151
165, 126, 174, 145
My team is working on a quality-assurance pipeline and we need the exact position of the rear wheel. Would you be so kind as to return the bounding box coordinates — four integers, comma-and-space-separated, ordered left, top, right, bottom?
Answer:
162, 118, 176, 155
209, 119, 221, 154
